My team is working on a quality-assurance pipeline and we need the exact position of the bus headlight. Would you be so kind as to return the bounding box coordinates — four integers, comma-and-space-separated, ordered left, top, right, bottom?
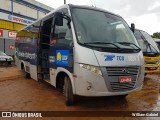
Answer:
80, 64, 102, 76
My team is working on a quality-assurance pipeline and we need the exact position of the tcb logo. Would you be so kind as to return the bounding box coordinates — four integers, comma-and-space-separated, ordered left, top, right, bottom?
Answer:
104, 55, 115, 61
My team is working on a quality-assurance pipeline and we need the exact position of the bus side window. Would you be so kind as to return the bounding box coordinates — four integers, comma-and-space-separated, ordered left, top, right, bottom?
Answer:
51, 18, 72, 47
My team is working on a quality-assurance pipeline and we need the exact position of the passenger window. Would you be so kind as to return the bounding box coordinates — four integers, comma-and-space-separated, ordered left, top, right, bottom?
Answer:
41, 17, 53, 49
51, 18, 72, 47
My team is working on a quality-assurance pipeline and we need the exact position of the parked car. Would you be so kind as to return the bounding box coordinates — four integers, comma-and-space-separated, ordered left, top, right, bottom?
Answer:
0, 51, 13, 65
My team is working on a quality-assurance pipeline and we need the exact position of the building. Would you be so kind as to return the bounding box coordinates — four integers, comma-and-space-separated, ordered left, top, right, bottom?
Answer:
0, 0, 53, 55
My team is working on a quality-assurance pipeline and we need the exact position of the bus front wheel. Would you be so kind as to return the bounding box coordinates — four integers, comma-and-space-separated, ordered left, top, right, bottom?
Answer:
64, 76, 74, 106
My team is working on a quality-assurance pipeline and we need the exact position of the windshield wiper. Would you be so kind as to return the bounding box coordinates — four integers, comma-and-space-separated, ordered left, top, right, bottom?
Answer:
83, 42, 121, 49
115, 42, 141, 50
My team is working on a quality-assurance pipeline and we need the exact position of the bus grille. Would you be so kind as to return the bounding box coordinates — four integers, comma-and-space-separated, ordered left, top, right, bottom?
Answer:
106, 67, 139, 91
110, 81, 136, 90
106, 67, 139, 76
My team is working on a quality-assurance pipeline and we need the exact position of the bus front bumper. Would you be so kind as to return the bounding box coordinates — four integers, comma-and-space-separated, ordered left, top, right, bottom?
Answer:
145, 64, 160, 73
75, 84, 143, 97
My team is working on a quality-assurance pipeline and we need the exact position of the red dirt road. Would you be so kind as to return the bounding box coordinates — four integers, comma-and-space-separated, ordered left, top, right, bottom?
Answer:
0, 66, 160, 120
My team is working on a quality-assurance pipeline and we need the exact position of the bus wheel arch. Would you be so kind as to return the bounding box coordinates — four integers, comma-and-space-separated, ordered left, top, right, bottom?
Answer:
56, 72, 67, 90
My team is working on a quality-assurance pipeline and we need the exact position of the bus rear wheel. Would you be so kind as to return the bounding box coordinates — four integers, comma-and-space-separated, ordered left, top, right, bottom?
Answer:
23, 68, 30, 79
64, 76, 74, 106
8, 61, 11, 65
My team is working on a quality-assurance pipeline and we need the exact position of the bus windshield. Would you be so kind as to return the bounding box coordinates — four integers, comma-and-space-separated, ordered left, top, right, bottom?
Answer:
141, 31, 159, 52
134, 30, 159, 54
72, 8, 139, 51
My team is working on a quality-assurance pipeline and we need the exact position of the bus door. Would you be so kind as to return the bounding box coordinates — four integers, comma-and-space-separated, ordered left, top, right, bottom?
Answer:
49, 12, 74, 86
39, 15, 54, 80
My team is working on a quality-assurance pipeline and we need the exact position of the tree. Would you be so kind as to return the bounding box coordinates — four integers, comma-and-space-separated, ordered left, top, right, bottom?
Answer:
151, 32, 160, 39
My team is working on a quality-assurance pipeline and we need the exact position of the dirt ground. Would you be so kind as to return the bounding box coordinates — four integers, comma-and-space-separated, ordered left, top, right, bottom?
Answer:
0, 66, 160, 120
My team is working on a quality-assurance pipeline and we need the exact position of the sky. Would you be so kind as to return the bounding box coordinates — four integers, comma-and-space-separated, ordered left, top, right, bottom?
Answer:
36, 0, 160, 35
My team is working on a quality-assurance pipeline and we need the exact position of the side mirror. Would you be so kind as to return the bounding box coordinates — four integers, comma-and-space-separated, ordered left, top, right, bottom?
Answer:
55, 12, 63, 26
131, 23, 135, 33
55, 12, 71, 27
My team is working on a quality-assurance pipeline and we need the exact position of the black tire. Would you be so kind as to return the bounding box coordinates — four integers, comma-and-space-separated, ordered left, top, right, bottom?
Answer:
23, 69, 30, 79
119, 94, 128, 98
64, 76, 74, 106
8, 61, 11, 65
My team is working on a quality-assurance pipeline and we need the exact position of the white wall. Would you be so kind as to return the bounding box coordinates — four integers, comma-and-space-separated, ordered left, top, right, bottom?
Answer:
38, 11, 46, 19
0, 0, 11, 11
13, 2, 37, 19
0, 0, 53, 20
27, 0, 53, 11
26, 6, 37, 19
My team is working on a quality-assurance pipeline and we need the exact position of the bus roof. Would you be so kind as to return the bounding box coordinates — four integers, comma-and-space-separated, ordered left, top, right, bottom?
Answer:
17, 4, 122, 32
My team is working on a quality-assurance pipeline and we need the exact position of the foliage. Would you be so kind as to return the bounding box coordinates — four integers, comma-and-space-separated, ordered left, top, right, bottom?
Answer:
151, 32, 160, 39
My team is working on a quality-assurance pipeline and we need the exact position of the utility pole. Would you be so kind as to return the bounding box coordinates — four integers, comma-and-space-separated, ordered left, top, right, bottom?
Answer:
64, 0, 66, 4
4, 39, 5, 53
11, 0, 13, 15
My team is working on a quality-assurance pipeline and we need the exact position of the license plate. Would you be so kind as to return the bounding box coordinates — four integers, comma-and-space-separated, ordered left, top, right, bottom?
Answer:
149, 67, 156, 70
119, 76, 132, 83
